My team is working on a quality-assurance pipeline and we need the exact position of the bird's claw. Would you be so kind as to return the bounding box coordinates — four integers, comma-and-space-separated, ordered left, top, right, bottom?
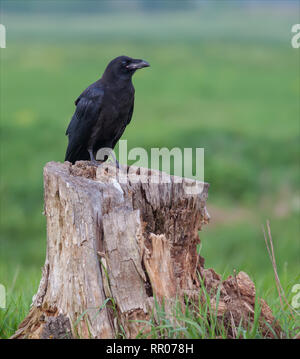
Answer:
89, 159, 101, 167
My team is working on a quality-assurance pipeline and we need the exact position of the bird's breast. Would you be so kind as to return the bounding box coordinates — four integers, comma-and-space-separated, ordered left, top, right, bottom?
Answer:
94, 90, 132, 143
104, 89, 133, 119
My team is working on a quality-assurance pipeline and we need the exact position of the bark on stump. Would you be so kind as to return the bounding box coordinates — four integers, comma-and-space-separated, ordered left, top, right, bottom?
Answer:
12, 161, 281, 339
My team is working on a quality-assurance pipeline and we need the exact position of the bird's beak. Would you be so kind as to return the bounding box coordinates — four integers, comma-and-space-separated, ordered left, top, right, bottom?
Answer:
126, 60, 150, 70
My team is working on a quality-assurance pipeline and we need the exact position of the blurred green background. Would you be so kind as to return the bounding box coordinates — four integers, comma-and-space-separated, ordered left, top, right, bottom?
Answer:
0, 0, 299, 337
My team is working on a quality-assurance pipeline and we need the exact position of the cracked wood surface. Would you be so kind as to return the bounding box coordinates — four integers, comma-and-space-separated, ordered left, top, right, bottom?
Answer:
12, 161, 280, 339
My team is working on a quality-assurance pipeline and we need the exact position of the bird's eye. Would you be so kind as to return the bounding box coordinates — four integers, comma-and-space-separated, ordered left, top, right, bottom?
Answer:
122, 60, 127, 66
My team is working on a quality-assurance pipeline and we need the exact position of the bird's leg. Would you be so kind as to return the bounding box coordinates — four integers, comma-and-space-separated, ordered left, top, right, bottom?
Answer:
89, 148, 119, 168
88, 149, 99, 166
110, 150, 120, 169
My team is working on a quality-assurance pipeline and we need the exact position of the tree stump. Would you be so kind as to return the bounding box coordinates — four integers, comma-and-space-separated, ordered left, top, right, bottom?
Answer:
12, 161, 281, 339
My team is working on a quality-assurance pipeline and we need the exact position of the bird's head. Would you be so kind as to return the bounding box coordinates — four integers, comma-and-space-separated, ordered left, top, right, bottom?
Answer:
103, 56, 150, 82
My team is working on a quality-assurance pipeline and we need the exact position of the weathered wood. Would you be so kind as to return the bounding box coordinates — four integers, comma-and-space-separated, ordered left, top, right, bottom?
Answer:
12, 161, 281, 339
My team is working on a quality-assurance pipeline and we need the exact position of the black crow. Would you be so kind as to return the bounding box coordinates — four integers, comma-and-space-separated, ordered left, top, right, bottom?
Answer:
65, 55, 150, 165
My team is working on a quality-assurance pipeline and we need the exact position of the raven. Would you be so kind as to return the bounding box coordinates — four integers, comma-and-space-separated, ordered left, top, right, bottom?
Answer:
65, 55, 150, 165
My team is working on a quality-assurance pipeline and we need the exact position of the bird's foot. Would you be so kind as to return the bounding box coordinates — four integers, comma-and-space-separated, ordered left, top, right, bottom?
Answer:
91, 160, 120, 170
90, 159, 102, 167
88, 150, 101, 167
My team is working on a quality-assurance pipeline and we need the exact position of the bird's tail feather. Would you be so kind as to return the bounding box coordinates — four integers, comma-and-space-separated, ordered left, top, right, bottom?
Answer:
65, 145, 90, 164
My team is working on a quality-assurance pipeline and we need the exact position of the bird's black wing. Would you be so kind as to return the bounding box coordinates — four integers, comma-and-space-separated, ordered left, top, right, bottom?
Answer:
111, 100, 134, 149
65, 83, 104, 163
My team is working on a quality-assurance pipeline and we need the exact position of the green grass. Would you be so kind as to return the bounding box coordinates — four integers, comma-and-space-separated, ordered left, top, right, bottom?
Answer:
69, 272, 300, 339
133, 285, 299, 339
0, 4, 299, 338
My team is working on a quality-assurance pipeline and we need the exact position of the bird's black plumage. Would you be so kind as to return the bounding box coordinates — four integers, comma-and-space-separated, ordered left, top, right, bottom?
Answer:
65, 55, 149, 165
